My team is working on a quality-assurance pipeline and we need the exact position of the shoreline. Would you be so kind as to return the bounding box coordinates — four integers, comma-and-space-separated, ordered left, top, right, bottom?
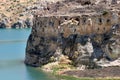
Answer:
39, 61, 120, 80
43, 67, 120, 80
40, 66, 120, 80
60, 67, 120, 80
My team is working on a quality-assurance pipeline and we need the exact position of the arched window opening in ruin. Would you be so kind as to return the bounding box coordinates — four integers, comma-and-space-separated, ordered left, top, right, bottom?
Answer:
64, 17, 68, 20
99, 18, 102, 24
107, 19, 110, 23
82, 18, 86, 25
49, 21, 54, 27
84, 1, 91, 5
75, 17, 80, 21
75, 17, 80, 25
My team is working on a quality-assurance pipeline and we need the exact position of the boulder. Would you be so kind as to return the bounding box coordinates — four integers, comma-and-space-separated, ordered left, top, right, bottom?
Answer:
11, 21, 24, 29
25, 18, 33, 28
0, 22, 6, 28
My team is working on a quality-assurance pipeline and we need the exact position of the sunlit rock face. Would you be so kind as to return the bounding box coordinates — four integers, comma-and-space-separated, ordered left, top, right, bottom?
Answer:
25, 13, 120, 68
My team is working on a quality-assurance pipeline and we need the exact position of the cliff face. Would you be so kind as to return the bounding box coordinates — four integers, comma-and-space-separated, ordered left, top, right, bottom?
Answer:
25, 12, 120, 67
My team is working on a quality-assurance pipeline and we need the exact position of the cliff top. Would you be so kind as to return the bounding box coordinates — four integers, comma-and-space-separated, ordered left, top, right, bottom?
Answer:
1, 0, 120, 28
35, 0, 120, 17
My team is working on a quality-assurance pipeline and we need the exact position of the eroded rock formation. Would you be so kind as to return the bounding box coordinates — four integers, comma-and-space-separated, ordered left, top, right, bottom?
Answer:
25, 12, 120, 68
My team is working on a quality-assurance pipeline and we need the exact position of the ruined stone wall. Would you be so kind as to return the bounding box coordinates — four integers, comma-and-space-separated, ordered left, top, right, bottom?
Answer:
32, 13, 119, 36
25, 13, 120, 67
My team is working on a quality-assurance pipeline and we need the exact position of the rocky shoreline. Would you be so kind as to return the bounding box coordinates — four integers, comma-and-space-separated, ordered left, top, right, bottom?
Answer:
62, 66, 120, 78
0, 18, 33, 29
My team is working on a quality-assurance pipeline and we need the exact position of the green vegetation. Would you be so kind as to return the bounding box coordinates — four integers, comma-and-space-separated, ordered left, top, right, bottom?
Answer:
51, 64, 74, 75
102, 11, 109, 16
48, 63, 120, 80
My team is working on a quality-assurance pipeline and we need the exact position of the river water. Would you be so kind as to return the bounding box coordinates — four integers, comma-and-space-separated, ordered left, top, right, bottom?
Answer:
0, 29, 55, 80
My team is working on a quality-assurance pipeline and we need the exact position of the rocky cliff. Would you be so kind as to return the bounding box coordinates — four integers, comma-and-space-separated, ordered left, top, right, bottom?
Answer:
25, 0, 120, 68
0, 0, 59, 28
25, 14, 120, 68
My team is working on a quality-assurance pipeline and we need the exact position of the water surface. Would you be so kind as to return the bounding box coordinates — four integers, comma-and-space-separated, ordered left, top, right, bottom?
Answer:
0, 29, 55, 80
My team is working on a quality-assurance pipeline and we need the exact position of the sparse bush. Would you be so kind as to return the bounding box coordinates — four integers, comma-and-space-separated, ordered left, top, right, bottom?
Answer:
13, 0, 16, 2
102, 11, 108, 16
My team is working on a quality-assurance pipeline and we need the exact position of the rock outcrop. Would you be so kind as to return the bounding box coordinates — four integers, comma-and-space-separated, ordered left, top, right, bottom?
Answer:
0, 0, 35, 28
25, 0, 120, 68
0, 0, 52, 28
25, 13, 120, 68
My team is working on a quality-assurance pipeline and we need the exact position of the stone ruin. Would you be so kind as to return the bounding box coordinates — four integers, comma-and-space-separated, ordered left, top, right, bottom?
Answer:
25, 0, 120, 68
